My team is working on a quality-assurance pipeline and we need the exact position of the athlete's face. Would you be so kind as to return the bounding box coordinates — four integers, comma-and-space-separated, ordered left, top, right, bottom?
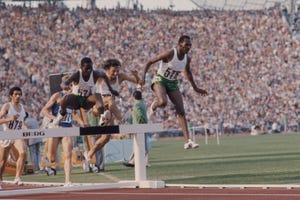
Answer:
81, 62, 93, 77
179, 39, 192, 54
11, 90, 22, 103
106, 66, 120, 81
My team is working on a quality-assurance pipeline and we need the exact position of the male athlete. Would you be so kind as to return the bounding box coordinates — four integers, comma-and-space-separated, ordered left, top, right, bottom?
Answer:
140, 35, 208, 149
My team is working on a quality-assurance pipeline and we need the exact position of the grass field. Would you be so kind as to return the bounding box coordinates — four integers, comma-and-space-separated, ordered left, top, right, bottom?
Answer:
4, 133, 300, 185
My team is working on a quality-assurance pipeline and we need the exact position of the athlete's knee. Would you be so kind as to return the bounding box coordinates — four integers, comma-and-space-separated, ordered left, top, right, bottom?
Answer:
64, 152, 72, 160
60, 95, 76, 115
18, 152, 26, 159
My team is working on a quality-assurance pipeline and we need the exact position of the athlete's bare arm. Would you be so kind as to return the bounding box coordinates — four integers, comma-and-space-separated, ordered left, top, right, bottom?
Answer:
60, 72, 79, 91
184, 57, 208, 96
119, 70, 140, 84
41, 93, 60, 120
140, 50, 173, 85
0, 103, 13, 124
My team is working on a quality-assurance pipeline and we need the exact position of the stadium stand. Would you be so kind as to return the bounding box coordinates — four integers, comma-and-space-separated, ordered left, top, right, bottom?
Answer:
0, 0, 299, 135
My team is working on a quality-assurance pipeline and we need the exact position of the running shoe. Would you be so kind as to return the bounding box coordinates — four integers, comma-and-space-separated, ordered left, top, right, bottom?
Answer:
13, 177, 23, 186
184, 139, 199, 149
99, 110, 111, 126
64, 182, 73, 187
122, 162, 135, 167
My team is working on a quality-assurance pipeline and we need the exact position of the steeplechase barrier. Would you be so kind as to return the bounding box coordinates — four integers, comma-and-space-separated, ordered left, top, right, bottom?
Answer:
0, 123, 165, 197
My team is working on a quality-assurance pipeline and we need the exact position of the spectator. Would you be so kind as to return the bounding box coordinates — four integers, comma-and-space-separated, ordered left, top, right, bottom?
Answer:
123, 90, 151, 167
0, 3, 299, 135
24, 112, 42, 173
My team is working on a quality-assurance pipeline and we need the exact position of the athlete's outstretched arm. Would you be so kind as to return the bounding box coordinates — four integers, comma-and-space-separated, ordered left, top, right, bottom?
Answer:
119, 70, 140, 84
140, 50, 172, 85
60, 72, 79, 91
184, 57, 208, 96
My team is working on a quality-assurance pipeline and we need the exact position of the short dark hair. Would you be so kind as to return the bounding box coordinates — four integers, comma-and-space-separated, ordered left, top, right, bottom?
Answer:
81, 57, 92, 66
103, 59, 121, 70
178, 35, 191, 43
133, 90, 142, 100
9, 86, 22, 96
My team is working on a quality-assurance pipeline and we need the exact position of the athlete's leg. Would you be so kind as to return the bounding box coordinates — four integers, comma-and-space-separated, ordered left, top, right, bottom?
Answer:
167, 90, 190, 143
59, 94, 81, 116
105, 97, 123, 123
83, 94, 104, 115
61, 136, 72, 184
87, 135, 110, 160
152, 83, 168, 111
13, 139, 27, 179
79, 108, 90, 127
86, 105, 112, 160
0, 145, 12, 181
47, 138, 59, 163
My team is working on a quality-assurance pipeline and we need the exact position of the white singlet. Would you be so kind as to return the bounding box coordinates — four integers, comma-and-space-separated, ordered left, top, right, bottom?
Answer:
157, 48, 187, 80
0, 103, 26, 147
72, 70, 94, 97
96, 76, 120, 96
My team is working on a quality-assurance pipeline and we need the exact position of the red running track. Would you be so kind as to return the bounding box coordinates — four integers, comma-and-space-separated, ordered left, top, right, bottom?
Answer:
2, 185, 300, 200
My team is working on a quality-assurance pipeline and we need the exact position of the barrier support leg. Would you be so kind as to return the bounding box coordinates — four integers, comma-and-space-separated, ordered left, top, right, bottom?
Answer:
133, 132, 146, 181
120, 132, 164, 188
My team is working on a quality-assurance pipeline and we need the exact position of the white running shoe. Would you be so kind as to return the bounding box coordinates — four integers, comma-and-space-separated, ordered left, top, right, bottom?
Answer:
13, 177, 23, 186
90, 164, 99, 173
184, 139, 199, 149
64, 182, 73, 187
45, 167, 56, 176
99, 110, 111, 126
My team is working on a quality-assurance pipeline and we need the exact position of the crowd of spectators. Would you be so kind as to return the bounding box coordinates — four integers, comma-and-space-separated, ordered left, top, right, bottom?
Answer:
0, 2, 299, 133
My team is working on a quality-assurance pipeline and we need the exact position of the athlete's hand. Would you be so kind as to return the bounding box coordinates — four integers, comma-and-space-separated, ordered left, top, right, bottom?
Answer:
195, 88, 208, 96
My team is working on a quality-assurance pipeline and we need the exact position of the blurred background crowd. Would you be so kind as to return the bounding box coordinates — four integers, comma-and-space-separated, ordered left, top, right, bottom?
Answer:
0, 2, 299, 134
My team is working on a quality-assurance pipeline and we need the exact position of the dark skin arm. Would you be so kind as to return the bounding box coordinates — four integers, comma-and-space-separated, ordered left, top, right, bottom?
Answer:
141, 49, 208, 96
140, 50, 173, 85
184, 56, 208, 96
60, 72, 79, 90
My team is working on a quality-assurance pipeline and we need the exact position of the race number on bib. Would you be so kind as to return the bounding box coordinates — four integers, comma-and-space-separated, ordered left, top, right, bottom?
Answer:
8, 120, 23, 130
163, 68, 180, 80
